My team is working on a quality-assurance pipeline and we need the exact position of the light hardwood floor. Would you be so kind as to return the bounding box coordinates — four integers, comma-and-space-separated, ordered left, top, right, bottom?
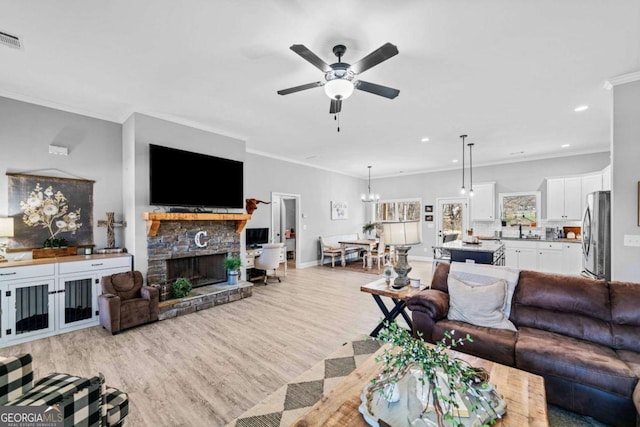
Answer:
1, 261, 433, 426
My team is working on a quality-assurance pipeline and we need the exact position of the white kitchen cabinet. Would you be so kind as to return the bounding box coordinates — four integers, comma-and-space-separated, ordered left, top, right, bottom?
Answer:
0, 254, 132, 347
537, 242, 563, 274
561, 243, 582, 276
546, 176, 582, 220
504, 240, 537, 270
471, 182, 495, 221
503, 239, 583, 276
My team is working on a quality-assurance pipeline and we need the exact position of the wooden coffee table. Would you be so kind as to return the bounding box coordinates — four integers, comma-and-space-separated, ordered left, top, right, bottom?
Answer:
360, 278, 425, 337
292, 344, 548, 427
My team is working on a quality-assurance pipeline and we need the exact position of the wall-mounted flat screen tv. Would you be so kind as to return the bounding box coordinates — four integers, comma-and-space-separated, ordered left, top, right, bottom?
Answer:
149, 144, 244, 209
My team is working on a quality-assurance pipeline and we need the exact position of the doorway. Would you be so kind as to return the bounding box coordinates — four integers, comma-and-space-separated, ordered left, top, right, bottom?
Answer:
271, 192, 301, 269
436, 197, 468, 242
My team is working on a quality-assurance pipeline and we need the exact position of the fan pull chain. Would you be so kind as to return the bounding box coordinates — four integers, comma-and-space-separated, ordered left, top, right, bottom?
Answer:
335, 113, 340, 132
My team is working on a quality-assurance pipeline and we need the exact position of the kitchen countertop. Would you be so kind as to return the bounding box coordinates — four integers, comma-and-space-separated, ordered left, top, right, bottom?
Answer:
479, 236, 582, 244
434, 240, 505, 252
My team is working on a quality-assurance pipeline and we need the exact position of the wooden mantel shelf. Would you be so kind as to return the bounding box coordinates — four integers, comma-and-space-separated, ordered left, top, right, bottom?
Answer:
142, 212, 252, 237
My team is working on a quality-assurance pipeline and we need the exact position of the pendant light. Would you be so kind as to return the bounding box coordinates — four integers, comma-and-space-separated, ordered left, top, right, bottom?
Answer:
362, 166, 380, 202
467, 142, 475, 197
459, 135, 467, 195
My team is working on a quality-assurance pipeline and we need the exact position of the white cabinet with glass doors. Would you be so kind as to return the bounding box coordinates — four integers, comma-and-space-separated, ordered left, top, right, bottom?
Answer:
0, 254, 132, 347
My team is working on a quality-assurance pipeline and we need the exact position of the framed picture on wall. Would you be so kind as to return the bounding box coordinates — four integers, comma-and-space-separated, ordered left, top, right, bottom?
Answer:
425, 215, 433, 222
6, 173, 95, 250
425, 205, 433, 213
331, 201, 348, 220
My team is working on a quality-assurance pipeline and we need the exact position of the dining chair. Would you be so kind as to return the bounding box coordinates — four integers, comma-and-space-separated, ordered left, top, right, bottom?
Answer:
363, 234, 389, 271
432, 232, 459, 271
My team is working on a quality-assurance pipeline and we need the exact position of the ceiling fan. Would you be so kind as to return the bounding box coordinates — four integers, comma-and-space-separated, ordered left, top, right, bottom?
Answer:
277, 43, 400, 114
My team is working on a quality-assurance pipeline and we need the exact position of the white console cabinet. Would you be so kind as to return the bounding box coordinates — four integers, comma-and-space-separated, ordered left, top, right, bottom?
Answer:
0, 254, 132, 347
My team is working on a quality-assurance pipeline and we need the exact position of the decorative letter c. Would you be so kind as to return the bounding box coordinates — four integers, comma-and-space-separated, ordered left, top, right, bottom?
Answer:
195, 231, 207, 248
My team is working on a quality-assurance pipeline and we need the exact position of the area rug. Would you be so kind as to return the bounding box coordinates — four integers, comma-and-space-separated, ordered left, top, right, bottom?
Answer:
228, 338, 608, 427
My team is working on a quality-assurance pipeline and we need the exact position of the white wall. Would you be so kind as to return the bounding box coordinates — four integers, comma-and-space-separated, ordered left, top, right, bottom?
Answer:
244, 152, 365, 266
124, 113, 246, 277
611, 78, 640, 281
0, 96, 123, 257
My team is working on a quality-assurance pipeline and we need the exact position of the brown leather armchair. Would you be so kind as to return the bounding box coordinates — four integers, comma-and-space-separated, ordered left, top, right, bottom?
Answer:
98, 271, 159, 334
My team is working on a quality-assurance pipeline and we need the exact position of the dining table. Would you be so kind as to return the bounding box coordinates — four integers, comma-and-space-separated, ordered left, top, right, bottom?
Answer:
338, 239, 378, 268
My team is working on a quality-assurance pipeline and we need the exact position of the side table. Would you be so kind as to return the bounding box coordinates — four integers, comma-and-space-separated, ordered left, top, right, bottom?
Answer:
360, 278, 425, 337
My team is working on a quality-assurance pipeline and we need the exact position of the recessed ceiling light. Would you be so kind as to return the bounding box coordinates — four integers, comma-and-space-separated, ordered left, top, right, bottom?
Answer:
509, 151, 525, 155
574, 105, 589, 112
561, 144, 571, 148
420, 137, 430, 143
452, 159, 458, 163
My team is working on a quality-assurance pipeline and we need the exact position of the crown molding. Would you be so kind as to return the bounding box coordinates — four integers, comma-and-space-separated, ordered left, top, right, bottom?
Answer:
603, 71, 640, 90
245, 148, 361, 178
122, 110, 247, 142
0, 89, 121, 123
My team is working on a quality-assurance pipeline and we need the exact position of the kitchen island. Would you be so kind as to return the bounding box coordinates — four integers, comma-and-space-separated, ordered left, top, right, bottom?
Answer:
433, 239, 505, 265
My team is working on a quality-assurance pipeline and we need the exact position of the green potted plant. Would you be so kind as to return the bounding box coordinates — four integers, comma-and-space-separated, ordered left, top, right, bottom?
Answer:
224, 256, 242, 285
172, 277, 192, 299
362, 222, 378, 238
367, 322, 504, 426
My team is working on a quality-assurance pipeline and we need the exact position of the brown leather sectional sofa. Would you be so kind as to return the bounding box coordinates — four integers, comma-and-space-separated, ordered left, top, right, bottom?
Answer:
407, 263, 640, 427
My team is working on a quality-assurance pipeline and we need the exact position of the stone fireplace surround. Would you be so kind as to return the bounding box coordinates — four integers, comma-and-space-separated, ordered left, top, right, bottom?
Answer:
143, 214, 253, 320
146, 219, 241, 286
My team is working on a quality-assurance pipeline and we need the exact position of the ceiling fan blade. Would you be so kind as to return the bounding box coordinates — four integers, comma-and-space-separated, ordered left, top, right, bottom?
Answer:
290, 44, 332, 72
329, 98, 342, 114
355, 80, 400, 99
351, 43, 399, 74
277, 81, 324, 96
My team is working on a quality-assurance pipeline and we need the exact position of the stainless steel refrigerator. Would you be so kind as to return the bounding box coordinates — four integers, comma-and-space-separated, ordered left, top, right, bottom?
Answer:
582, 190, 611, 280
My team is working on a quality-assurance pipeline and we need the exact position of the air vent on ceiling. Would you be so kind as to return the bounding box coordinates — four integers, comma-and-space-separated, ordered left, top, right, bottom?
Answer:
0, 30, 22, 50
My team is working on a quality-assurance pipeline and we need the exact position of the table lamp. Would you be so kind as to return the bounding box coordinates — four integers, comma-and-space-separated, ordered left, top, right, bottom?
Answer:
0, 217, 15, 263
381, 221, 421, 288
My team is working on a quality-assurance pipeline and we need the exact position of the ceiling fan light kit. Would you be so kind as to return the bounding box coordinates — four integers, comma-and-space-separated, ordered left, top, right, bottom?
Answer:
277, 42, 400, 124
324, 78, 354, 100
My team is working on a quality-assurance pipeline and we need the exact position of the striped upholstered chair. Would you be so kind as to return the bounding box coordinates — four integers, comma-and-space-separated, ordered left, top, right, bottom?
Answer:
0, 353, 129, 426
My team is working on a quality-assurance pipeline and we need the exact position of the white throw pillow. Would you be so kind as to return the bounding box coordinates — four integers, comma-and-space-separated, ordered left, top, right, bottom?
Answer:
447, 275, 517, 331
